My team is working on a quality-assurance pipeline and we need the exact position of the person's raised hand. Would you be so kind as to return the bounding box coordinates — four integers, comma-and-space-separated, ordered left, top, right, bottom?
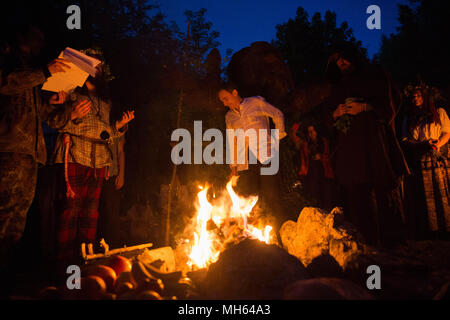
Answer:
333, 104, 348, 120
49, 91, 68, 105
47, 58, 71, 75
345, 102, 366, 115
71, 100, 92, 120
116, 110, 135, 130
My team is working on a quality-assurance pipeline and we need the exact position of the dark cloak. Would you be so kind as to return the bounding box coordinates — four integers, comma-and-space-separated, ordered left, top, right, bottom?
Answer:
323, 65, 410, 188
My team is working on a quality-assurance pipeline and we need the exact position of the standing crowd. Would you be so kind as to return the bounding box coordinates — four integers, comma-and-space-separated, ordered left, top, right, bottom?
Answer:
286, 47, 450, 246
0, 25, 134, 297
218, 45, 450, 250
1, 23, 449, 299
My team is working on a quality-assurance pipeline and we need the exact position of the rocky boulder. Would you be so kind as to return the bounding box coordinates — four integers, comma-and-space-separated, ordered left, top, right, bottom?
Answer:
280, 207, 365, 269
199, 239, 310, 299
227, 41, 294, 109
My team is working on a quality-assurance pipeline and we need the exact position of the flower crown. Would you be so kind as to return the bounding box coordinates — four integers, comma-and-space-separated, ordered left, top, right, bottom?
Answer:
404, 83, 441, 99
80, 47, 115, 81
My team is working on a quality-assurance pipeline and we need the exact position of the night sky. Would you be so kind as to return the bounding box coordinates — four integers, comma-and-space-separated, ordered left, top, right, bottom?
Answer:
157, 0, 407, 58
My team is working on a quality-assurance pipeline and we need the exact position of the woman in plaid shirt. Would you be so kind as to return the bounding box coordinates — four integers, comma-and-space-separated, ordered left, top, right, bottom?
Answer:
52, 66, 134, 268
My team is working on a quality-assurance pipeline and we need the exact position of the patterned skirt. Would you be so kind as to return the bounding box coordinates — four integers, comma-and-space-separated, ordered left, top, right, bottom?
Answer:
420, 154, 450, 232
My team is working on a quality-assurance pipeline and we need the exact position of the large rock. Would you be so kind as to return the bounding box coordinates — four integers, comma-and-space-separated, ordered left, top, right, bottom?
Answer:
227, 41, 294, 109
200, 239, 310, 299
280, 207, 365, 269
287, 80, 332, 115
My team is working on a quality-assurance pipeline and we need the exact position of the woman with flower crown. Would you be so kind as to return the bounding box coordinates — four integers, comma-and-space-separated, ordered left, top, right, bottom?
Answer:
402, 85, 450, 237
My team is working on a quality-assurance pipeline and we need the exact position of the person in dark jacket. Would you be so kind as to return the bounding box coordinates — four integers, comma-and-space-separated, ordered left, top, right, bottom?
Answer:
323, 47, 410, 247
0, 24, 76, 297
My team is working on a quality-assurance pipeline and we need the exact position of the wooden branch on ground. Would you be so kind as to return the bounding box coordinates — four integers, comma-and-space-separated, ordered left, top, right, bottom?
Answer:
81, 241, 154, 262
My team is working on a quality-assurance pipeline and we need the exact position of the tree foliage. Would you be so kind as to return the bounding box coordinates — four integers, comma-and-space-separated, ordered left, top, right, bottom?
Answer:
0, 1, 224, 230
272, 7, 366, 85
170, 8, 221, 75
377, 0, 450, 88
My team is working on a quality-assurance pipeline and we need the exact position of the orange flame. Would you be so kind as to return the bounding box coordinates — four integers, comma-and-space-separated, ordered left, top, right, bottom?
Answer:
187, 177, 273, 270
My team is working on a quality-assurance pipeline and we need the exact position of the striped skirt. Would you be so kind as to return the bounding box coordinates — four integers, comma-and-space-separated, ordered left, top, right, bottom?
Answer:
420, 155, 450, 232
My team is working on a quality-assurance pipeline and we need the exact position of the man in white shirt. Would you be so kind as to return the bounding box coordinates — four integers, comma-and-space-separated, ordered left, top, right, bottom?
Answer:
218, 83, 287, 227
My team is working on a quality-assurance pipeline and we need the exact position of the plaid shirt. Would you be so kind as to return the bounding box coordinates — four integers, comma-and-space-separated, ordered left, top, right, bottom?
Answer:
52, 92, 120, 169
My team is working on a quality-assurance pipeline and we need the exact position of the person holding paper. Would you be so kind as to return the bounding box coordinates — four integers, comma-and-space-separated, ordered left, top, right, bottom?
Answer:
50, 62, 134, 270
42, 47, 103, 93
0, 23, 77, 298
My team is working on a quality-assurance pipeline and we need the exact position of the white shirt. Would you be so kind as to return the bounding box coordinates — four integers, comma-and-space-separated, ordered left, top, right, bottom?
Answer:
412, 108, 450, 141
225, 96, 287, 172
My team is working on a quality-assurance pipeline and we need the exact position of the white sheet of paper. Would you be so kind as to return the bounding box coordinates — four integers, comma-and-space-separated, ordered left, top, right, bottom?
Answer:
42, 48, 101, 93
63, 47, 101, 77
42, 52, 89, 93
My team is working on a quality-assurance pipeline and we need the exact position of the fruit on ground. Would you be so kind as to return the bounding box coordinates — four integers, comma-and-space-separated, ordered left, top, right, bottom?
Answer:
107, 255, 132, 276
87, 265, 117, 292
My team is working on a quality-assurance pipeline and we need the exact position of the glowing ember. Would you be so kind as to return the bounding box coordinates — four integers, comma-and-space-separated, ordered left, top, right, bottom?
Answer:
247, 225, 273, 243
186, 177, 274, 270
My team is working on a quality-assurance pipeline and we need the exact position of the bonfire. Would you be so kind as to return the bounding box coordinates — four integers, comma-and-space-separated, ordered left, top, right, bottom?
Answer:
178, 176, 275, 271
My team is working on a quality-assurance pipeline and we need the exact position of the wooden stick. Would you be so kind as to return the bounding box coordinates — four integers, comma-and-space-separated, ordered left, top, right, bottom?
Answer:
81, 242, 154, 262
165, 20, 191, 246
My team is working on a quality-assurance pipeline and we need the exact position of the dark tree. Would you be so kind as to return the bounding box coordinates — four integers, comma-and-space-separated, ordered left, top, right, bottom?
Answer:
0, 1, 224, 231
169, 8, 221, 76
377, 0, 450, 88
272, 7, 366, 85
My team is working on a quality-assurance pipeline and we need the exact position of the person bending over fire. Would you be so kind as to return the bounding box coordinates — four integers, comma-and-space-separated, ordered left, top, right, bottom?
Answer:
218, 83, 287, 229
